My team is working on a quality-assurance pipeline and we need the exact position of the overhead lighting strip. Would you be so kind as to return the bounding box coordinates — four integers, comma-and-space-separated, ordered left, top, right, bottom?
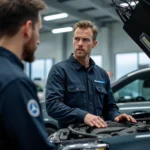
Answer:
52, 27, 73, 34
44, 13, 68, 21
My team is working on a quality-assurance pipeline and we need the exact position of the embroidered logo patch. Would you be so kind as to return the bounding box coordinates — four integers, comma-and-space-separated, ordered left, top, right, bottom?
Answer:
27, 99, 40, 117
94, 80, 106, 84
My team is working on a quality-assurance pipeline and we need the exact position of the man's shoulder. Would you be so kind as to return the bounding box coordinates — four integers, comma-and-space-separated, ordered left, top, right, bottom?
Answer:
93, 65, 109, 77
53, 58, 71, 69
0, 58, 30, 92
0, 58, 25, 77
94, 64, 106, 72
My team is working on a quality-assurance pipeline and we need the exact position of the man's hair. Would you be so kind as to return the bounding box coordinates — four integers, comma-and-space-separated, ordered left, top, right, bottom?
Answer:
73, 20, 98, 41
0, 0, 46, 38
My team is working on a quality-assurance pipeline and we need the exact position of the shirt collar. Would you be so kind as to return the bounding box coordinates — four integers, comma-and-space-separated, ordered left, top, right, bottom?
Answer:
0, 47, 24, 70
68, 53, 95, 70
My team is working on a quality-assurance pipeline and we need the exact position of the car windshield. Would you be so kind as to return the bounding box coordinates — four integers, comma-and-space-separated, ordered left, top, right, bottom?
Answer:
114, 79, 150, 103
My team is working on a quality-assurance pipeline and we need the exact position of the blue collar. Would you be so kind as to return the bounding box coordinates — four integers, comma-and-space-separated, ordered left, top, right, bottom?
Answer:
0, 47, 24, 70
68, 53, 95, 70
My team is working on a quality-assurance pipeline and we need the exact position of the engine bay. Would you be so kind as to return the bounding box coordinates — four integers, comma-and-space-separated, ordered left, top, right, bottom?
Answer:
48, 113, 150, 150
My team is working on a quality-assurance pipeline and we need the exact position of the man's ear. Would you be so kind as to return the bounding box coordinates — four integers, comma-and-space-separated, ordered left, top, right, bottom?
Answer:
22, 20, 33, 39
92, 40, 98, 48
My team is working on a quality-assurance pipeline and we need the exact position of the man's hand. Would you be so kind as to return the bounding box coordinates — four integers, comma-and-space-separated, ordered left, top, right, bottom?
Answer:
114, 113, 137, 123
84, 113, 107, 128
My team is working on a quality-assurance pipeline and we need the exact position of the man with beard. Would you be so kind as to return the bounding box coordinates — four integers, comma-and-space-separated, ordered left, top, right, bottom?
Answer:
0, 0, 55, 150
46, 20, 136, 129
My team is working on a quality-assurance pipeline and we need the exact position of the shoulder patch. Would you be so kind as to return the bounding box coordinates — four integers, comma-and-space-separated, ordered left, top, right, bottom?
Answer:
27, 99, 40, 117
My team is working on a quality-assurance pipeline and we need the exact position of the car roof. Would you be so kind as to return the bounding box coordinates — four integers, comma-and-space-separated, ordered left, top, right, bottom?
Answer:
112, 67, 150, 85
112, 67, 150, 92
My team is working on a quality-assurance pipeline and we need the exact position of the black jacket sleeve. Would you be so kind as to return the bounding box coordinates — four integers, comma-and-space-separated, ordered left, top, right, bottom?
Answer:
46, 65, 88, 125
1, 78, 56, 150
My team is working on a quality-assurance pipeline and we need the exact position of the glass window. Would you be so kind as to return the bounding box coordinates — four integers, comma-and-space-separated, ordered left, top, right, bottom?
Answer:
24, 58, 54, 81
45, 59, 53, 79
91, 55, 102, 67
32, 59, 45, 80
24, 63, 30, 77
115, 53, 138, 80
114, 79, 150, 103
139, 52, 150, 65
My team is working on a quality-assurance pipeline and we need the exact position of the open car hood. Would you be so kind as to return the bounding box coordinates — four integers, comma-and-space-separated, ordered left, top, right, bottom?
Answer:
113, 0, 150, 58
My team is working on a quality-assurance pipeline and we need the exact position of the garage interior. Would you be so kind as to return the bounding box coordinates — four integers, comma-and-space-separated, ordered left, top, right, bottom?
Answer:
24, 0, 150, 100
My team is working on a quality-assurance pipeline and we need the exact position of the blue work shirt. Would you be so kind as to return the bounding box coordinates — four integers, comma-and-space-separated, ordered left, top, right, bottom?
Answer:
46, 54, 120, 128
0, 47, 55, 150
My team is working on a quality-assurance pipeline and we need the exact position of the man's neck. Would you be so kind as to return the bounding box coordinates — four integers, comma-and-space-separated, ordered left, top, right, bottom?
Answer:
73, 55, 90, 68
0, 37, 23, 60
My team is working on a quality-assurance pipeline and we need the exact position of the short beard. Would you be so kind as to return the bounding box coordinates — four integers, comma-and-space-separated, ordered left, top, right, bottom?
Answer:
22, 44, 35, 62
74, 50, 86, 58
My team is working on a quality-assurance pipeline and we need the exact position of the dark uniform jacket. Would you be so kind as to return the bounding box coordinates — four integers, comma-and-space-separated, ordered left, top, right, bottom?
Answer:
0, 47, 55, 150
46, 54, 120, 128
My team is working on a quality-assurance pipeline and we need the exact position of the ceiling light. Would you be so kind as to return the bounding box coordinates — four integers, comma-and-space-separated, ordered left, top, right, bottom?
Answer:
44, 13, 68, 21
52, 27, 73, 34
120, 1, 139, 7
